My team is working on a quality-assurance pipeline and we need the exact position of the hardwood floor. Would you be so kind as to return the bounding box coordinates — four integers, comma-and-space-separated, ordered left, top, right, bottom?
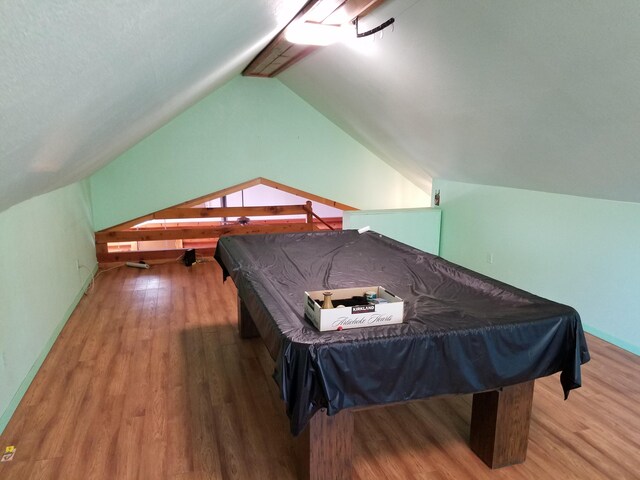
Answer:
1, 262, 638, 479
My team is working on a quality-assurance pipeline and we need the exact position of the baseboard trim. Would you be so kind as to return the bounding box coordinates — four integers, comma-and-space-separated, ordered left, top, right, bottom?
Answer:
0, 264, 98, 435
583, 324, 639, 356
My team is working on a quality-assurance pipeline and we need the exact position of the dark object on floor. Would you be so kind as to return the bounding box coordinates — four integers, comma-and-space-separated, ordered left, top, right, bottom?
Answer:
183, 248, 196, 267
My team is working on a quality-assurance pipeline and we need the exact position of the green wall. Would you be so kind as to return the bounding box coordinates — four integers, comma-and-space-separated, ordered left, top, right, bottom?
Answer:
90, 76, 430, 231
0, 181, 97, 433
434, 179, 640, 355
343, 208, 441, 255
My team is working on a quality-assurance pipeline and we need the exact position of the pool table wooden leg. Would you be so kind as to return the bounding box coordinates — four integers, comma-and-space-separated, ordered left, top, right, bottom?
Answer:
237, 295, 260, 338
294, 409, 353, 480
469, 380, 535, 468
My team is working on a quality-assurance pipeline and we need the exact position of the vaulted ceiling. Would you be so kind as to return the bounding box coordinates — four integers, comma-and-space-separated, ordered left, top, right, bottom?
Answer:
2, 0, 640, 214
0, 0, 307, 212
281, 0, 640, 203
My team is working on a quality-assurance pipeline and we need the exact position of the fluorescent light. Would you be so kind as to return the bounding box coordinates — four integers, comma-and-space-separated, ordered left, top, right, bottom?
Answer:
285, 21, 349, 46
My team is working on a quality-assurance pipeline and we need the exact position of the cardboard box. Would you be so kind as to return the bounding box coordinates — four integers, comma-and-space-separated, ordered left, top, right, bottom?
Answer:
304, 286, 404, 331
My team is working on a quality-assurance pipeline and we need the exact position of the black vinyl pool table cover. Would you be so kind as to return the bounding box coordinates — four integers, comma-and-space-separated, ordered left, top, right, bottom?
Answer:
214, 230, 590, 435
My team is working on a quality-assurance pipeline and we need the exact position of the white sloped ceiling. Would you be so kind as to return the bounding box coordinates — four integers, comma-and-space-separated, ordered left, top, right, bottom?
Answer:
280, 0, 640, 203
0, 0, 306, 213
3, 0, 639, 213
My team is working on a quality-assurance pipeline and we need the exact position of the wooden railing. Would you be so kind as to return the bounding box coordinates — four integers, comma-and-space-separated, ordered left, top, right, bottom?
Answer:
95, 201, 338, 264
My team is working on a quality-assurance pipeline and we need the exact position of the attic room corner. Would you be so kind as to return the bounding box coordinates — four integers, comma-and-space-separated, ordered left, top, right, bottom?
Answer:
434, 179, 640, 356
0, 181, 97, 434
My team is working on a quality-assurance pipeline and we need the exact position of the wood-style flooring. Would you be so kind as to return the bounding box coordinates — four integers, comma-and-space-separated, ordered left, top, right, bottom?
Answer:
1, 262, 638, 479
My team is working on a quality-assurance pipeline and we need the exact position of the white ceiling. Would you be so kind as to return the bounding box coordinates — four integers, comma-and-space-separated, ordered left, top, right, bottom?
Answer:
2, 0, 640, 214
0, 0, 306, 213
281, 0, 640, 203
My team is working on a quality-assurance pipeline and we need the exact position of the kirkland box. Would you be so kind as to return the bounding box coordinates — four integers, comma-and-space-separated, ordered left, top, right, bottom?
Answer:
304, 286, 404, 331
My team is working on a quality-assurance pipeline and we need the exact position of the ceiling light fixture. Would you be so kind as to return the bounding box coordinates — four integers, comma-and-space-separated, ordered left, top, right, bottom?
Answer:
285, 15, 396, 47
284, 20, 349, 46
243, 0, 394, 77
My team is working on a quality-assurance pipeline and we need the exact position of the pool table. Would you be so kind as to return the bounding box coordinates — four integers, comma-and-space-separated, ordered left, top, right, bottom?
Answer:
214, 230, 589, 479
